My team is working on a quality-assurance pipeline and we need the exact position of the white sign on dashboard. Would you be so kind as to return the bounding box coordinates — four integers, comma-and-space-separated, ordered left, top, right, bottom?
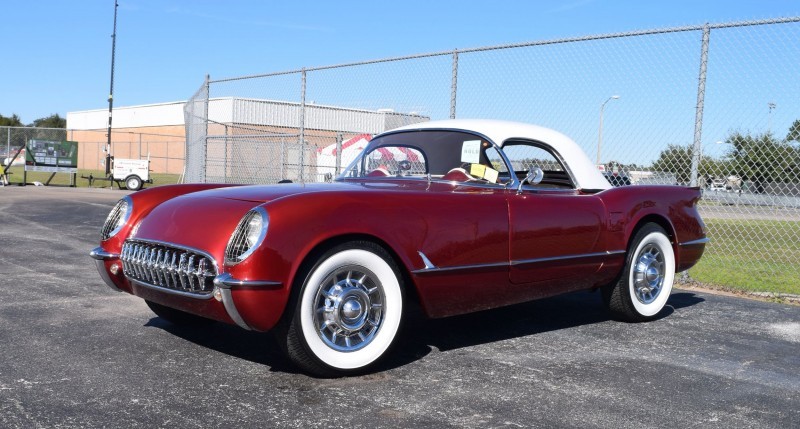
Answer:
461, 140, 481, 164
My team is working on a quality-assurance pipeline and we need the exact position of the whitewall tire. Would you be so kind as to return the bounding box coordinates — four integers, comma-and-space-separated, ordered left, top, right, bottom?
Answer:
283, 242, 404, 376
603, 223, 675, 322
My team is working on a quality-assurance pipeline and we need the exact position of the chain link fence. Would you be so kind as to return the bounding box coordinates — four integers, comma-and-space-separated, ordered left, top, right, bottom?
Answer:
180, 17, 798, 291
1, 126, 67, 161
68, 129, 185, 175
1, 127, 185, 184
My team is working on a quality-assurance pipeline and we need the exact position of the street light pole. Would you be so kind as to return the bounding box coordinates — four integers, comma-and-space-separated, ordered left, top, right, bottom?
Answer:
768, 102, 776, 135
597, 95, 620, 165
105, 0, 119, 177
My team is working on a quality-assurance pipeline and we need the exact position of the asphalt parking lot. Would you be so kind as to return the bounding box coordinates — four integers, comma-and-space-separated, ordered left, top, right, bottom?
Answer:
1, 186, 799, 428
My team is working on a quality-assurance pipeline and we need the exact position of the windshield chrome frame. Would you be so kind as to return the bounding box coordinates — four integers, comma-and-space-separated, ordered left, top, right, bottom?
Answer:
336, 128, 519, 189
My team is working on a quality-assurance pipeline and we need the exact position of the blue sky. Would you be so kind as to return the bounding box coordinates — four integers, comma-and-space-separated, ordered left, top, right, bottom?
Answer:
1, 1, 798, 165
0, 0, 795, 124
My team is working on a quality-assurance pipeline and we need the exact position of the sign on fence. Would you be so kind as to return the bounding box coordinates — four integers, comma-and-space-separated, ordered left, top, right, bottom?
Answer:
24, 139, 79, 173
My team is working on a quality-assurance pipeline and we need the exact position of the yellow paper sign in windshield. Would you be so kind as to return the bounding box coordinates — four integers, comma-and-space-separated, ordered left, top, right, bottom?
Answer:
469, 164, 499, 183
470, 163, 486, 178
483, 167, 499, 183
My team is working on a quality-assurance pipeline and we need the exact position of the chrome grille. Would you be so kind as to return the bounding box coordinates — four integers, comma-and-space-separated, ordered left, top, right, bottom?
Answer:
121, 240, 217, 295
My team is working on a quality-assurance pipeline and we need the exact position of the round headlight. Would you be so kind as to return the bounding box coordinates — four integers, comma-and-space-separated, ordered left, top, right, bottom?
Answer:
225, 207, 268, 265
245, 214, 263, 247
101, 196, 132, 240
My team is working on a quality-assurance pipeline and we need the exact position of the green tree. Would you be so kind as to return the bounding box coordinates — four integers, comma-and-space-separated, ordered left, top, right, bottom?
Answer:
30, 113, 66, 129
651, 144, 726, 185
652, 144, 693, 184
725, 131, 799, 193
787, 119, 800, 142
0, 113, 23, 127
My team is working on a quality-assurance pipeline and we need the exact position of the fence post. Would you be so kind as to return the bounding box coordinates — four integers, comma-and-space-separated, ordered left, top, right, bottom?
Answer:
690, 24, 710, 187
223, 124, 228, 183
335, 132, 343, 177
281, 137, 286, 180
450, 49, 459, 119
299, 68, 307, 183
202, 74, 210, 183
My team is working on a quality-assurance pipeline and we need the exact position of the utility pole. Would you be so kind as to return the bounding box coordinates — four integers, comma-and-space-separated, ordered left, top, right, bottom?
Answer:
597, 95, 620, 165
768, 102, 776, 135
105, 0, 119, 176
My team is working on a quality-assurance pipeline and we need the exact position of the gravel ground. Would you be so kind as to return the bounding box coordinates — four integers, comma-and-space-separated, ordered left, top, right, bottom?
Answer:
1, 186, 798, 428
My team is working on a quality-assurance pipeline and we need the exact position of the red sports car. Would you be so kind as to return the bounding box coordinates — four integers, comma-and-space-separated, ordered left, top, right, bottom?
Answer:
90, 119, 708, 376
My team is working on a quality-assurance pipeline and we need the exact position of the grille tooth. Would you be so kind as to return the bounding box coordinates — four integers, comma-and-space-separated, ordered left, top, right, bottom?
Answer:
147, 248, 157, 284
155, 249, 164, 285
187, 255, 196, 290
135, 245, 145, 280
168, 251, 178, 287
120, 240, 217, 296
178, 254, 188, 290
197, 258, 208, 291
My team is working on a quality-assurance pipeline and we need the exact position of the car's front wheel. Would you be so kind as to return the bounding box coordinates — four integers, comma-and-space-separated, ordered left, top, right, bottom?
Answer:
603, 223, 675, 322
281, 242, 404, 377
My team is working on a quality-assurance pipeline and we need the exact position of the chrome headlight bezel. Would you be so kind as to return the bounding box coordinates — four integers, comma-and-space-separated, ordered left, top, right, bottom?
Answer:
225, 207, 269, 265
101, 196, 133, 241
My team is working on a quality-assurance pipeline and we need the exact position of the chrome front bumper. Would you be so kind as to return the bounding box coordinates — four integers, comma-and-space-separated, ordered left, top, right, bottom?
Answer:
89, 247, 281, 331
89, 248, 123, 292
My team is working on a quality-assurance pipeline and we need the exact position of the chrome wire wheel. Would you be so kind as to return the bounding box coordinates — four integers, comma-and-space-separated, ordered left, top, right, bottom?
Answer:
313, 266, 385, 352
602, 223, 675, 322
286, 243, 403, 376
633, 244, 665, 304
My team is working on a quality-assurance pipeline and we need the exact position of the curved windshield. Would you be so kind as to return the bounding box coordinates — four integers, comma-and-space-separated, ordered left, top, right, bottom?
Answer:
339, 130, 512, 183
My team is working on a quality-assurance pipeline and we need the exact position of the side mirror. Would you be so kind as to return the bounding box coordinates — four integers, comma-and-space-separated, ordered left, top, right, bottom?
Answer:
517, 166, 544, 194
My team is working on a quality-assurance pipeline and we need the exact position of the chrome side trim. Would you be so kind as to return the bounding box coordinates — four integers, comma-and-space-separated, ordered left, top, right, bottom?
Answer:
93, 258, 122, 292
679, 237, 710, 247
411, 250, 626, 275
129, 279, 215, 300
90, 247, 119, 261
219, 287, 252, 330
417, 251, 436, 270
213, 273, 282, 289
411, 260, 508, 274
510, 250, 626, 266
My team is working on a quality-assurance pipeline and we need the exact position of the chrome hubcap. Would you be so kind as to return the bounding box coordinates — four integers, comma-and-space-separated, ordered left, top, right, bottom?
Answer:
633, 244, 665, 304
314, 266, 384, 352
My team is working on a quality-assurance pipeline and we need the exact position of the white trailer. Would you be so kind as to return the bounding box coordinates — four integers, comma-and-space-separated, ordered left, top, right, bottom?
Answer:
112, 158, 151, 191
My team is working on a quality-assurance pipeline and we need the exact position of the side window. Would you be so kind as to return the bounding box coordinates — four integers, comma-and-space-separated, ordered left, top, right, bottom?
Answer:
484, 146, 509, 174
364, 146, 427, 176
501, 142, 574, 189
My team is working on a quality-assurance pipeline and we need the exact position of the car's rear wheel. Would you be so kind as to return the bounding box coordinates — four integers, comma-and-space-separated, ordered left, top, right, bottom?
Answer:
603, 223, 675, 322
145, 300, 214, 326
281, 242, 404, 377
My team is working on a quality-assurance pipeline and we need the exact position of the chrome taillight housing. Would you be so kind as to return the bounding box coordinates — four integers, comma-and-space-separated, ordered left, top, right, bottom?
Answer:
101, 196, 132, 240
225, 207, 268, 265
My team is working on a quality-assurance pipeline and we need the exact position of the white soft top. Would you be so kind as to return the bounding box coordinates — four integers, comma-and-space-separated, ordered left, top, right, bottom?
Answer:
390, 119, 611, 191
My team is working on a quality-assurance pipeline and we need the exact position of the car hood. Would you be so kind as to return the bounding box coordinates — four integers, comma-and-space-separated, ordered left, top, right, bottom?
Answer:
173, 179, 489, 204
181, 182, 357, 203
132, 179, 503, 260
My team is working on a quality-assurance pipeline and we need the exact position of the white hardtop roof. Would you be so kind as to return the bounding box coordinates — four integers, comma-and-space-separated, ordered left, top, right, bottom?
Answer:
390, 119, 611, 190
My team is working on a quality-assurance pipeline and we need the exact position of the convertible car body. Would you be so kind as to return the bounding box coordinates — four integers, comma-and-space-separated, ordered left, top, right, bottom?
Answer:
91, 119, 707, 376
